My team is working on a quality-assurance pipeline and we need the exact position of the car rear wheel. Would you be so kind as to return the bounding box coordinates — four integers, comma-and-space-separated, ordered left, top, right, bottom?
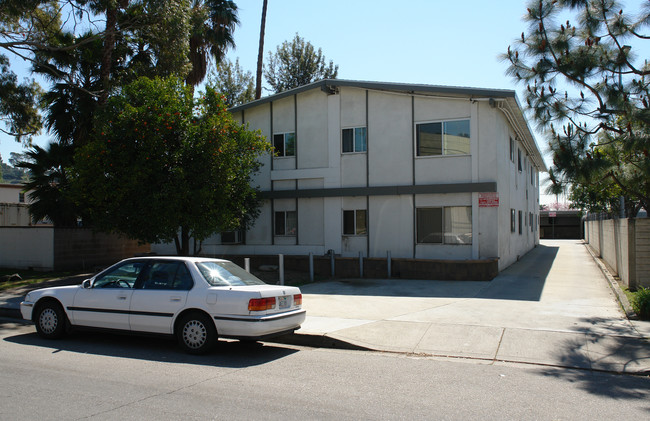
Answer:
34, 301, 67, 339
176, 313, 217, 354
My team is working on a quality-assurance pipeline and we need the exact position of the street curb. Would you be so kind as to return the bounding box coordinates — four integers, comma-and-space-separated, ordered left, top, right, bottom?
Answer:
268, 332, 371, 351
583, 241, 637, 320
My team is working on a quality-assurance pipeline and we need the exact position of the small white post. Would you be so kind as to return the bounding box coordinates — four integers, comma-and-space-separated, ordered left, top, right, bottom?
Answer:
244, 257, 250, 273
279, 254, 284, 285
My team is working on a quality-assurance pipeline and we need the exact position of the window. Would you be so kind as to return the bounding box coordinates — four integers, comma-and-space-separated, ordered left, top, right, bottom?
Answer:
518, 210, 523, 235
417, 206, 472, 244
517, 149, 522, 172
511, 209, 516, 233
93, 261, 145, 288
274, 211, 297, 236
531, 169, 535, 185
273, 132, 295, 157
343, 210, 367, 235
18, 192, 25, 203
529, 212, 534, 232
141, 261, 193, 290
342, 127, 367, 153
221, 230, 243, 244
416, 119, 470, 156
509, 137, 515, 162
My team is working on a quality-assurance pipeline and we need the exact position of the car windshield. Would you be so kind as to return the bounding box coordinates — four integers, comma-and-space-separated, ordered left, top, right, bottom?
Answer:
195, 261, 267, 287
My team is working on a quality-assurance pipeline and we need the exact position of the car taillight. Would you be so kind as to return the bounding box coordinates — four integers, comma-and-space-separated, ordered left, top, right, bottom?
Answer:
293, 294, 302, 306
248, 297, 276, 311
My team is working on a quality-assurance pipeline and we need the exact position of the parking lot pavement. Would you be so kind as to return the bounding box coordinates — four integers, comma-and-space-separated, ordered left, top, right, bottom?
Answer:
286, 240, 650, 374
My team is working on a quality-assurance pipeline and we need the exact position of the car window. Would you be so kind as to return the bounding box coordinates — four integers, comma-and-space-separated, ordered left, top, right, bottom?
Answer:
141, 261, 194, 291
93, 262, 144, 288
196, 261, 266, 287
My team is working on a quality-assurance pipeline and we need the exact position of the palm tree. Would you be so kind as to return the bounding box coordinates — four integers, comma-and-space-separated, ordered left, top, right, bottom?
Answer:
19, 143, 79, 227
255, 0, 268, 99
186, 0, 239, 89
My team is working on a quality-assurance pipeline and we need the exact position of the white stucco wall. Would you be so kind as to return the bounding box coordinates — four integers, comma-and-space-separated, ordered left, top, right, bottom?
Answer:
177, 83, 543, 268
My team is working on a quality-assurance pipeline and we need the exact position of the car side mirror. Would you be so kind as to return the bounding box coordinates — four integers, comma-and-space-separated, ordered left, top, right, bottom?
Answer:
82, 279, 92, 289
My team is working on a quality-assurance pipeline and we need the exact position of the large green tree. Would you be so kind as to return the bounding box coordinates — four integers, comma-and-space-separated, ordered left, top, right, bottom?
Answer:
207, 57, 254, 107
72, 77, 271, 255
265, 33, 338, 94
504, 0, 650, 215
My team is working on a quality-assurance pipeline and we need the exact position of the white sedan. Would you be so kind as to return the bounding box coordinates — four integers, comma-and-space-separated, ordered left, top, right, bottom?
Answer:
20, 256, 306, 354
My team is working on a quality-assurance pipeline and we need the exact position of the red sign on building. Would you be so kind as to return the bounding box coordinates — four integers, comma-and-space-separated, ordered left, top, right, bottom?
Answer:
479, 192, 499, 207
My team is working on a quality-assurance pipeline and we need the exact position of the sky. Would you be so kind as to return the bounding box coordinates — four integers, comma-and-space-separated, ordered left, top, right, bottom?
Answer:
1, 0, 646, 204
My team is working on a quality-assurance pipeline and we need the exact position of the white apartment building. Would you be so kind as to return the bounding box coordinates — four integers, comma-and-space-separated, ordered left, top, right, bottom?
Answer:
154, 80, 546, 271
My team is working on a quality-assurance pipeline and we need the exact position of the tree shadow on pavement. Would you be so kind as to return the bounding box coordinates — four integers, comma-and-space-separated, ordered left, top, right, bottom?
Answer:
540, 333, 650, 403
3, 328, 299, 368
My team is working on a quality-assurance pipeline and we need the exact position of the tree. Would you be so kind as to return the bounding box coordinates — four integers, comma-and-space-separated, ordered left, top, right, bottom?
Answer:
265, 33, 338, 93
72, 77, 271, 255
255, 0, 268, 99
207, 57, 254, 107
18, 143, 79, 225
186, 0, 239, 89
504, 0, 650, 215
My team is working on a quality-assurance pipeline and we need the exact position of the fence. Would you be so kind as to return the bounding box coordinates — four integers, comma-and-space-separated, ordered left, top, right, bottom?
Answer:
584, 217, 650, 289
0, 227, 151, 271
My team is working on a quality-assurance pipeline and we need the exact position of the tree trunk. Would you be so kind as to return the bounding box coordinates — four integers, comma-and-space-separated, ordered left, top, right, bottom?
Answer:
255, 0, 268, 100
99, 2, 120, 105
175, 226, 191, 256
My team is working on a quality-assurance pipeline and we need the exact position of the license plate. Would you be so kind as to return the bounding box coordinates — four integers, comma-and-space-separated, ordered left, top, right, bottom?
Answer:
278, 295, 290, 309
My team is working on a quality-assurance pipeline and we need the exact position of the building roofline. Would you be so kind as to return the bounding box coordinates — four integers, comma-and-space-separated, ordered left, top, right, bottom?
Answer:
230, 79, 547, 172
0, 183, 26, 189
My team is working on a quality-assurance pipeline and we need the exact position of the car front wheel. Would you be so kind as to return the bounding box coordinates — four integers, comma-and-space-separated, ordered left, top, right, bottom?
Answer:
34, 301, 67, 339
176, 313, 217, 354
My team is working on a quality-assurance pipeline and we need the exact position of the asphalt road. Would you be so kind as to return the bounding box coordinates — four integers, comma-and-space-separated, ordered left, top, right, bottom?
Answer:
1, 319, 648, 420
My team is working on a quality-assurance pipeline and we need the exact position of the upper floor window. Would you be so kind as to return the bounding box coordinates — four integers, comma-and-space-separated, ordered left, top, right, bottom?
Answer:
343, 209, 367, 235
416, 119, 470, 157
509, 137, 515, 162
273, 132, 295, 157
342, 127, 367, 153
517, 149, 523, 172
18, 192, 25, 203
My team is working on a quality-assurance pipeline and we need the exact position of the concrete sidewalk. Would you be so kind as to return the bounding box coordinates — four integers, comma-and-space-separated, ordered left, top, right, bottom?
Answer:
1, 240, 648, 374
283, 240, 650, 374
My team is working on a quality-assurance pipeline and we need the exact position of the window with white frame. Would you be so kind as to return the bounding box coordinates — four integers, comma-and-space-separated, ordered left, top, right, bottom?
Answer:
273, 132, 296, 157
274, 211, 296, 236
342, 127, 367, 153
416, 119, 470, 156
510, 209, 516, 232
343, 209, 367, 235
416, 206, 472, 244
509, 137, 515, 162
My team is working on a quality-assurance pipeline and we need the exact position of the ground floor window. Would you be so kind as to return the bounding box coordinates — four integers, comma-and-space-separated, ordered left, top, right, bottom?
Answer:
221, 230, 243, 244
343, 209, 367, 235
417, 206, 472, 244
274, 211, 296, 236
511, 209, 516, 233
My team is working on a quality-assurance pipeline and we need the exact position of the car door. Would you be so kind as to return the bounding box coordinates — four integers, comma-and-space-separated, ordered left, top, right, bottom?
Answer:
129, 261, 193, 334
70, 260, 144, 330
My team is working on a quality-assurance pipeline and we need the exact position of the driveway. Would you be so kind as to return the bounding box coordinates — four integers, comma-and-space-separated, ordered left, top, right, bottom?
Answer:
291, 240, 650, 373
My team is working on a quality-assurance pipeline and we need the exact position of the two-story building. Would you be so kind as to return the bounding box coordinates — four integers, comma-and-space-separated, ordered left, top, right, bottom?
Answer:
154, 80, 546, 272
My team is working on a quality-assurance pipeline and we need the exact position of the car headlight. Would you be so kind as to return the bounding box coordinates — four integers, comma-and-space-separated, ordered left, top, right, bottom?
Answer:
25, 292, 32, 302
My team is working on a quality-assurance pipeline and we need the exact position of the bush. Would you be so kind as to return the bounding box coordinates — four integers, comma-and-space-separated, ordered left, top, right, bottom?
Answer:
631, 287, 650, 320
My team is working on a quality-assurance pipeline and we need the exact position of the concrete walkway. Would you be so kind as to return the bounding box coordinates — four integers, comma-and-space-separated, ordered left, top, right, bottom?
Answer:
287, 240, 650, 374
1, 240, 648, 374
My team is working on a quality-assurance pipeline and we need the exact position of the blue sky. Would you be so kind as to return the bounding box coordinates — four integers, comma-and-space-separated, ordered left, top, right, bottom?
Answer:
1, 0, 646, 203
